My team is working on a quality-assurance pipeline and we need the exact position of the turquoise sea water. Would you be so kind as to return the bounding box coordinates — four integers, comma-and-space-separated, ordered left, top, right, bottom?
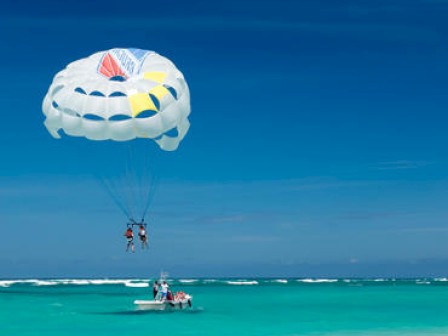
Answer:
1, 278, 448, 335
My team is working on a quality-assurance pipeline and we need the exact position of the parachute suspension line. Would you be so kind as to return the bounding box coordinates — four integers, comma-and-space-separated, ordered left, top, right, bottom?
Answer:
110, 177, 131, 219
108, 177, 132, 220
141, 174, 158, 221
124, 145, 137, 221
97, 175, 131, 219
136, 151, 158, 222
132, 145, 144, 220
129, 145, 141, 220
137, 158, 144, 222
137, 148, 149, 221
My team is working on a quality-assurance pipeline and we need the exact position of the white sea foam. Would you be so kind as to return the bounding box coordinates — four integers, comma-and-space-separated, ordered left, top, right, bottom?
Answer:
227, 281, 258, 285
0, 279, 42, 286
179, 279, 198, 283
3, 278, 153, 286
0, 281, 14, 287
4, 277, 444, 287
51, 279, 87, 285
33, 280, 59, 286
298, 279, 338, 283
125, 282, 149, 288
271, 279, 288, 284
203, 279, 218, 283
62, 280, 91, 285
89, 279, 130, 285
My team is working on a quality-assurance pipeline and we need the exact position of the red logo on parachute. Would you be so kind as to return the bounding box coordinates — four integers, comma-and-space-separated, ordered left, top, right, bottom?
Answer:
98, 53, 128, 80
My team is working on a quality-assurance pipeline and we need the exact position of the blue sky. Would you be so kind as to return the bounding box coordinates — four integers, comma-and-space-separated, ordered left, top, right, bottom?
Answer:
0, 0, 447, 278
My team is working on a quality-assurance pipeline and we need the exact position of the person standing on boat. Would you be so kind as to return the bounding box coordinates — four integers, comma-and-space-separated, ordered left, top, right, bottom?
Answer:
153, 281, 159, 300
161, 281, 169, 301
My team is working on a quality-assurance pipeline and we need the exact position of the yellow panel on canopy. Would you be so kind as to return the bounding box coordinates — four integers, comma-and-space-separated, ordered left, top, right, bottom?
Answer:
143, 72, 167, 83
149, 85, 170, 102
129, 93, 158, 117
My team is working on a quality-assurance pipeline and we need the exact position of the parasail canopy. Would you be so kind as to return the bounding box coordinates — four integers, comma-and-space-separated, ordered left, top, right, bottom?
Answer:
42, 48, 190, 151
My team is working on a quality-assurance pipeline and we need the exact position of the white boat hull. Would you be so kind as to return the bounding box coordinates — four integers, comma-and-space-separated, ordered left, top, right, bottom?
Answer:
134, 296, 193, 311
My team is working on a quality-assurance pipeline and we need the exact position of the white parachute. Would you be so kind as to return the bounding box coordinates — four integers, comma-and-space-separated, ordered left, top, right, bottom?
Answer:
42, 48, 190, 151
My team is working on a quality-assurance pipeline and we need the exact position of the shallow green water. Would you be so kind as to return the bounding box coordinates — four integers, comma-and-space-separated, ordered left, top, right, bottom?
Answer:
1, 279, 448, 335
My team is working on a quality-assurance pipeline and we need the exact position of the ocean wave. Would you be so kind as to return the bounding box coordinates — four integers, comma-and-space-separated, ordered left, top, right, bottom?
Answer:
0, 281, 15, 287
32, 280, 59, 286
59, 279, 91, 285
61, 279, 132, 286
271, 279, 288, 284
179, 279, 198, 283
1, 278, 447, 288
0, 278, 155, 287
227, 281, 259, 285
89, 279, 131, 285
0, 279, 42, 287
125, 282, 149, 288
298, 279, 338, 283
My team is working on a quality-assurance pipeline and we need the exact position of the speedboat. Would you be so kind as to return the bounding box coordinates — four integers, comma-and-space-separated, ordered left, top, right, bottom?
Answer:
134, 294, 193, 311
134, 272, 193, 311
